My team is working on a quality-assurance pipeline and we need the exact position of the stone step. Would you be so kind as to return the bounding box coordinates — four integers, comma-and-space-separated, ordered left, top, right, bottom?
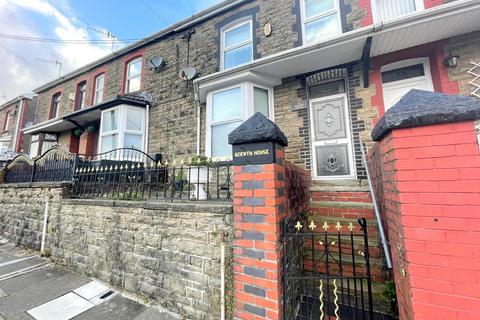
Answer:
310, 200, 373, 210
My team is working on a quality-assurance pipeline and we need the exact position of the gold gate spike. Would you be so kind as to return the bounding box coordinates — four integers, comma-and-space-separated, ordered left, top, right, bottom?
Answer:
335, 222, 342, 231
309, 220, 316, 231
322, 221, 329, 231
348, 222, 354, 232
294, 221, 303, 231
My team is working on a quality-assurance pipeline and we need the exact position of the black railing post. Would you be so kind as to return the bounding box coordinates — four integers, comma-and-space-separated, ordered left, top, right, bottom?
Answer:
359, 217, 375, 320
30, 159, 37, 182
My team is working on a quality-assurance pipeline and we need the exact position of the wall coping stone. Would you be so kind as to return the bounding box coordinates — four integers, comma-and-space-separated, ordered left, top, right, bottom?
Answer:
372, 89, 480, 141
63, 198, 233, 213
228, 112, 288, 146
0, 182, 71, 189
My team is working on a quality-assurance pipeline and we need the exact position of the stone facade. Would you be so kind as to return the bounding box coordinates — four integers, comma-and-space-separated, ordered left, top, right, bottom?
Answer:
0, 184, 233, 320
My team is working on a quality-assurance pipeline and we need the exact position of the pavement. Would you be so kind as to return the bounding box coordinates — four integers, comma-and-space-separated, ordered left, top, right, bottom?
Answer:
0, 240, 174, 320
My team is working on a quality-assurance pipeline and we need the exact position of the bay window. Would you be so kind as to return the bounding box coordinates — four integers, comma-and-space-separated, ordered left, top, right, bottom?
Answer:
125, 58, 142, 93
301, 0, 341, 44
221, 19, 253, 70
99, 105, 146, 153
93, 74, 104, 105
206, 82, 272, 159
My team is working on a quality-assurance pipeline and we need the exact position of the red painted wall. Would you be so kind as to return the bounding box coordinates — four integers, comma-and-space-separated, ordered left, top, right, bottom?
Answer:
368, 121, 480, 320
370, 42, 460, 120
424, 0, 445, 9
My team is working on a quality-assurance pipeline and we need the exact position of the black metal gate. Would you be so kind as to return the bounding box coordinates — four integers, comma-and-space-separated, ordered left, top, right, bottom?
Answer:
282, 213, 374, 320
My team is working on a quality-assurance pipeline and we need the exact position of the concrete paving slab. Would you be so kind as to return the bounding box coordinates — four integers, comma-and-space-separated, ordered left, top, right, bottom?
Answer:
27, 292, 95, 320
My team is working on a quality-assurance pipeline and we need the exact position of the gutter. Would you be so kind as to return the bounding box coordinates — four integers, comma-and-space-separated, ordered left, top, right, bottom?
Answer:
194, 0, 479, 86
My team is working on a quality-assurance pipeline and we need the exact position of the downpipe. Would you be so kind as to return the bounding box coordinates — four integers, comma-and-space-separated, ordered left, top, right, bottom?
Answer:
360, 141, 393, 269
40, 200, 49, 256
220, 232, 226, 320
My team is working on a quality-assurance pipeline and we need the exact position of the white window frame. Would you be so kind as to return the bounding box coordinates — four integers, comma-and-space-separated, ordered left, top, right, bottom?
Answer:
125, 58, 142, 94
220, 19, 253, 70
206, 82, 274, 160
309, 93, 355, 180
76, 81, 86, 110
98, 105, 146, 154
94, 74, 105, 105
300, 0, 342, 45
3, 112, 11, 132
371, 0, 424, 23
50, 93, 61, 119
381, 57, 434, 111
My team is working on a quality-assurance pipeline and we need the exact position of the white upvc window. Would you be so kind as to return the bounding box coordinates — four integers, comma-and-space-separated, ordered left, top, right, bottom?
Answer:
0, 140, 9, 155
221, 19, 253, 70
29, 134, 40, 158
125, 58, 142, 93
94, 74, 105, 105
300, 0, 341, 45
3, 112, 11, 132
99, 105, 146, 154
206, 82, 273, 159
372, 0, 424, 23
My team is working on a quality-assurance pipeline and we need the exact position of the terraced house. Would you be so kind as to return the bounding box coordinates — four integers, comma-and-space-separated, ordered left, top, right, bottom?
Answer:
4, 0, 480, 319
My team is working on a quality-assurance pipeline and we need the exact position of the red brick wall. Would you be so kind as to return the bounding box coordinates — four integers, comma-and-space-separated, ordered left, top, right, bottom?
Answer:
232, 146, 310, 319
424, 0, 444, 9
370, 42, 460, 119
368, 121, 480, 320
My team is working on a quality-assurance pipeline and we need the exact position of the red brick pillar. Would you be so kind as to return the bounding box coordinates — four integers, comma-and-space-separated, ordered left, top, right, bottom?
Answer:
368, 90, 480, 320
232, 147, 286, 319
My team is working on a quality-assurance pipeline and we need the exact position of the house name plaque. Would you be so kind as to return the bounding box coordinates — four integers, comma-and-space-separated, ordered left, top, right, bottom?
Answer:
232, 142, 276, 165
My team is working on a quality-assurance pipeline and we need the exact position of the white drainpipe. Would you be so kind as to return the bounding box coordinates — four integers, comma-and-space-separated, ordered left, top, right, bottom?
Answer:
220, 236, 226, 320
40, 200, 49, 256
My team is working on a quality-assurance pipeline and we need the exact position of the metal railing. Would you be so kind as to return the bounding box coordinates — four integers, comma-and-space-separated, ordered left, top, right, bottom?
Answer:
3, 147, 233, 202
4, 146, 76, 183
71, 148, 232, 202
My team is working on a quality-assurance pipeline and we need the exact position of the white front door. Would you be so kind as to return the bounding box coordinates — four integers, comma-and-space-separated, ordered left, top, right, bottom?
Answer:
310, 93, 355, 180
381, 58, 434, 111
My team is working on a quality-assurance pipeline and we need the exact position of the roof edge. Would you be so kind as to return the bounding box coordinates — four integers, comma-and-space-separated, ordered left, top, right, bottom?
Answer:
33, 0, 251, 93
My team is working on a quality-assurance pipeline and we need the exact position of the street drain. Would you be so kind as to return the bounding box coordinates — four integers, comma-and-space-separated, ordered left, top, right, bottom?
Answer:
100, 290, 114, 299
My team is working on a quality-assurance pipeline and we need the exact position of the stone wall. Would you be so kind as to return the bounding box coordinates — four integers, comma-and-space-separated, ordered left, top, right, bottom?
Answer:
0, 184, 233, 320
0, 183, 67, 249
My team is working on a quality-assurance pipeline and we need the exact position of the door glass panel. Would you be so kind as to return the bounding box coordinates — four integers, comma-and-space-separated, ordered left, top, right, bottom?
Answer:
211, 121, 242, 158
254, 87, 269, 117
304, 14, 338, 43
312, 98, 346, 141
310, 80, 345, 99
315, 144, 350, 176
381, 64, 425, 83
125, 109, 143, 131
212, 87, 243, 122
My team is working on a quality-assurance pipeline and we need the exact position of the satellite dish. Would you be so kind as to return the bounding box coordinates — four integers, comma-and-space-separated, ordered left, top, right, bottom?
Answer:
179, 66, 197, 81
149, 55, 165, 72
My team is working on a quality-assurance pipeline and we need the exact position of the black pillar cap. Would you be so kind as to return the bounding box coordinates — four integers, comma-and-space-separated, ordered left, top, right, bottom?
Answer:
372, 89, 480, 141
228, 112, 288, 147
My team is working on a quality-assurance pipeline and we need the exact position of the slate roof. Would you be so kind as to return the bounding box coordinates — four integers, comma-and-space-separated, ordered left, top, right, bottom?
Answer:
371, 89, 480, 141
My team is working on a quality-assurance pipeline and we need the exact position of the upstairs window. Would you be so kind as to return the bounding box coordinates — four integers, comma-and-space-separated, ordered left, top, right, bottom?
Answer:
3, 112, 12, 132
75, 81, 86, 110
372, 0, 424, 22
125, 58, 142, 93
221, 20, 253, 70
94, 74, 105, 105
49, 93, 61, 119
301, 0, 341, 44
